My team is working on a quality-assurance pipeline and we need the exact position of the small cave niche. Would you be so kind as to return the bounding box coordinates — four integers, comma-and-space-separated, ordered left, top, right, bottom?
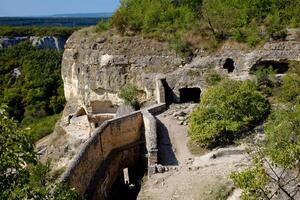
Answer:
251, 60, 290, 74
75, 107, 87, 117
90, 100, 118, 114
223, 58, 235, 73
179, 87, 201, 103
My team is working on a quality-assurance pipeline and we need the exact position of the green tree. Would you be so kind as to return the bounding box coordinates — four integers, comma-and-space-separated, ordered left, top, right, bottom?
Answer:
252, 67, 277, 96
276, 62, 300, 104
0, 106, 82, 199
0, 42, 65, 140
0, 105, 36, 199
232, 105, 300, 199
188, 79, 269, 147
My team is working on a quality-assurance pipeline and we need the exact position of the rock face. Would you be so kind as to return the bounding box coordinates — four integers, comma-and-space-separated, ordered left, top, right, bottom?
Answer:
61, 28, 185, 118
38, 27, 300, 177
61, 28, 300, 119
30, 36, 67, 50
0, 36, 67, 50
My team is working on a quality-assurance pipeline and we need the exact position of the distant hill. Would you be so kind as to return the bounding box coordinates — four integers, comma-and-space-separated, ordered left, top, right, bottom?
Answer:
50, 12, 113, 18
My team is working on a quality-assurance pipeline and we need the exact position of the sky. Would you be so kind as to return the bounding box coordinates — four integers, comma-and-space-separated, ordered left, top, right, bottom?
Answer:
0, 0, 120, 17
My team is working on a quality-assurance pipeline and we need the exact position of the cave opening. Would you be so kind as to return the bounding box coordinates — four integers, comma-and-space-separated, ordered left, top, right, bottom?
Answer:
223, 58, 235, 73
251, 60, 290, 74
108, 146, 147, 200
179, 88, 201, 103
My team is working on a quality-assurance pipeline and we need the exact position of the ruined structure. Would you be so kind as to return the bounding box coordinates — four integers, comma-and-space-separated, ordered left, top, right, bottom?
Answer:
36, 27, 300, 199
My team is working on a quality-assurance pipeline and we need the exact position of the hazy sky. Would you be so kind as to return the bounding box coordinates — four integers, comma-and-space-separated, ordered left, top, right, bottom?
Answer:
0, 0, 120, 17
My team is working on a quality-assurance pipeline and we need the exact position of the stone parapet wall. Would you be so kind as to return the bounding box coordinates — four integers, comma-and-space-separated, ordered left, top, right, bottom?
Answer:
61, 103, 166, 199
142, 110, 158, 176
62, 111, 144, 198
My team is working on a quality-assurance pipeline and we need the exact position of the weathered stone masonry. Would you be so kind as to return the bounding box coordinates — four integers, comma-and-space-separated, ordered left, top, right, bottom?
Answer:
61, 103, 166, 199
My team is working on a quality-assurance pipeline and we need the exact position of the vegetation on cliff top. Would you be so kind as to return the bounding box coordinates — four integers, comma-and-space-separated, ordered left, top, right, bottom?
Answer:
103, 0, 300, 54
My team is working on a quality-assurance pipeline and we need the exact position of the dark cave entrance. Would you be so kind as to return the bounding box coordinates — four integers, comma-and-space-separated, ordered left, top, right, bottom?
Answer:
251, 60, 290, 74
108, 146, 147, 200
223, 58, 235, 73
179, 88, 201, 103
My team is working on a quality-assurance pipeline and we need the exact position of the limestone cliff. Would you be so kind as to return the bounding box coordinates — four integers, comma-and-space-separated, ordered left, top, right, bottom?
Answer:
0, 36, 67, 50
38, 27, 300, 175
62, 27, 300, 119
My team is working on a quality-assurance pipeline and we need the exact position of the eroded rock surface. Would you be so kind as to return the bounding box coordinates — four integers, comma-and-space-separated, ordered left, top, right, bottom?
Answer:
39, 27, 300, 179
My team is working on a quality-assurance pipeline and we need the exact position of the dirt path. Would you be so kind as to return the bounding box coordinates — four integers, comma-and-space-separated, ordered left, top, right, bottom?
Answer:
138, 113, 248, 200
156, 115, 193, 166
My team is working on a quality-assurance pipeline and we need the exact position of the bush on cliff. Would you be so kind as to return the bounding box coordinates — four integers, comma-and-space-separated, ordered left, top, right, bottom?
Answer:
275, 62, 300, 105
110, 0, 300, 51
188, 79, 269, 148
231, 103, 300, 199
111, 0, 199, 35
118, 84, 139, 108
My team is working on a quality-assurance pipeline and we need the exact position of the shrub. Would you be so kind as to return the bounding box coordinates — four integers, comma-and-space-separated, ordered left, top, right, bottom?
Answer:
204, 69, 223, 86
252, 67, 277, 96
188, 79, 269, 148
0, 107, 82, 199
231, 104, 300, 199
118, 84, 139, 108
264, 105, 300, 168
110, 0, 197, 55
95, 20, 110, 32
275, 62, 300, 104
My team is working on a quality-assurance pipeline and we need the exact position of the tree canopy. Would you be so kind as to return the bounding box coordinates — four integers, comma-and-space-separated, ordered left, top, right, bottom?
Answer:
188, 79, 269, 148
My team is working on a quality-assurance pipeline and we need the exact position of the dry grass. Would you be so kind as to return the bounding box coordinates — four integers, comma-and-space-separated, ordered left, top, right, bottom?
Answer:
201, 181, 235, 200
187, 139, 208, 156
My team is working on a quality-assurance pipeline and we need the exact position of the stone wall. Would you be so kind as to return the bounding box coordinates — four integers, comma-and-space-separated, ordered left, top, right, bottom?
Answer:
61, 103, 166, 199
142, 110, 158, 176
62, 111, 144, 198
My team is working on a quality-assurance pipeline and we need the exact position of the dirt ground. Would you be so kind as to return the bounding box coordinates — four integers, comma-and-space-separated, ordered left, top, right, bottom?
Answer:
138, 114, 248, 200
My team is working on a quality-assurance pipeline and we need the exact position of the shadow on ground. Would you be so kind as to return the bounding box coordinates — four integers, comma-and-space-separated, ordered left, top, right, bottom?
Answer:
156, 118, 179, 166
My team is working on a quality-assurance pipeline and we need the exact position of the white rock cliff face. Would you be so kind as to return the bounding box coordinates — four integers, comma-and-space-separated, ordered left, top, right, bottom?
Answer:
38, 27, 300, 175
0, 36, 67, 50
61, 28, 300, 118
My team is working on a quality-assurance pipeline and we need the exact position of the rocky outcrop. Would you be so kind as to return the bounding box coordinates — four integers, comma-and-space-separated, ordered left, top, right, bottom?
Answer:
61, 28, 300, 119
0, 36, 67, 50
0, 37, 27, 48
38, 27, 300, 179
30, 36, 67, 50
